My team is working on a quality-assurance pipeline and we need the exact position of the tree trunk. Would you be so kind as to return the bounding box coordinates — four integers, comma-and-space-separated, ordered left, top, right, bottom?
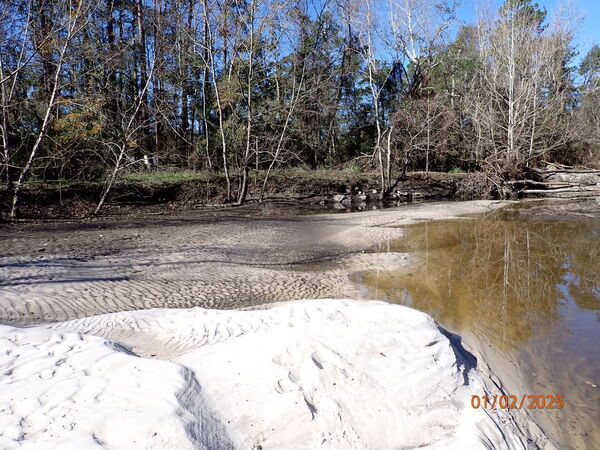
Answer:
0, 56, 10, 188
237, 0, 254, 205
135, 0, 151, 155
202, 0, 231, 201
10, 0, 83, 217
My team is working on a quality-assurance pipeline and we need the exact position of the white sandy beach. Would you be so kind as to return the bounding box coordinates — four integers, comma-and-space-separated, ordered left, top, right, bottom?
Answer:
0, 299, 549, 449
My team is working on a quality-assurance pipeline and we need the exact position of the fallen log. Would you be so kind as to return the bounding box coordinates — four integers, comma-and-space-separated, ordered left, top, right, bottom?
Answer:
531, 168, 600, 175
518, 165, 600, 197
523, 186, 600, 194
507, 179, 574, 187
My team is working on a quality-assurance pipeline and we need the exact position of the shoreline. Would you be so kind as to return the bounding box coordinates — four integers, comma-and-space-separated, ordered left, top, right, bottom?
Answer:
0, 170, 465, 221
347, 197, 600, 450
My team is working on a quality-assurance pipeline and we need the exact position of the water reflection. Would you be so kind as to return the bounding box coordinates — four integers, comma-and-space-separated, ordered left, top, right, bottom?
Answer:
353, 210, 600, 449
357, 217, 599, 349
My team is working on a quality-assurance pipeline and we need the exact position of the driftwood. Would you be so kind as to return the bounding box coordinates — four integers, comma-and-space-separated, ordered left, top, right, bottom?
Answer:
512, 166, 600, 198
522, 186, 600, 194
531, 169, 600, 176
507, 179, 572, 187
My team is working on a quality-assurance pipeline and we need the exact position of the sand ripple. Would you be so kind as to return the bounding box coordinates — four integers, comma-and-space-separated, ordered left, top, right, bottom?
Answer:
0, 201, 506, 325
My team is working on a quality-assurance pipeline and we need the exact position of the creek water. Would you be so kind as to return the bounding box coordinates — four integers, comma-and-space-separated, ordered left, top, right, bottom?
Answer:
353, 200, 600, 449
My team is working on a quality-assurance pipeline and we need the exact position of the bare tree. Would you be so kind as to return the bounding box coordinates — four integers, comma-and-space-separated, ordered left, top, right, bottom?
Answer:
472, 2, 578, 171
235, 0, 257, 205
348, 0, 394, 196
10, 0, 90, 218
0, 0, 42, 188
94, 61, 156, 214
259, 45, 307, 203
198, 0, 232, 201
346, 0, 454, 197
258, 0, 317, 202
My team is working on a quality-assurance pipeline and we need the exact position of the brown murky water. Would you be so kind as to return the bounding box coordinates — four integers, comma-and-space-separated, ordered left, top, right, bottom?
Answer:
353, 201, 600, 449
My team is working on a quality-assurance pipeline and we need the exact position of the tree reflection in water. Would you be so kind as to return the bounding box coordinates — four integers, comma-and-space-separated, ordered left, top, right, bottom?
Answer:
353, 210, 600, 449
356, 216, 599, 350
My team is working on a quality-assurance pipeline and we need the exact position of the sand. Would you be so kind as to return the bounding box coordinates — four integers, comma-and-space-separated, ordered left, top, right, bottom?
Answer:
0, 200, 509, 324
0, 299, 550, 449
0, 200, 556, 448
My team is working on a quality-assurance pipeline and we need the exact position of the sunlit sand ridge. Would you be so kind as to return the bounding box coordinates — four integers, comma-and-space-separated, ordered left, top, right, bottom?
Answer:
0, 299, 549, 449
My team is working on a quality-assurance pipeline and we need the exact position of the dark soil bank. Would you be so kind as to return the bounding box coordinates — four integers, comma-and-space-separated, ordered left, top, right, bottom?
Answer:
0, 171, 466, 220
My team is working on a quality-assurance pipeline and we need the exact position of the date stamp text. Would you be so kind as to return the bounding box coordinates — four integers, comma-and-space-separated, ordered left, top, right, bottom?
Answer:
471, 395, 564, 409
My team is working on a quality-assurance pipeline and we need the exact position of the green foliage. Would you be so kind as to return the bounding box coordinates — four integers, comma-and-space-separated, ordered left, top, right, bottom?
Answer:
579, 45, 600, 82
343, 163, 362, 172
500, 0, 547, 29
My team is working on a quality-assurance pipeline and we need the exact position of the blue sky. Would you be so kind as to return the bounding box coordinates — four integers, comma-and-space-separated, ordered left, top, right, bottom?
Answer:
456, 0, 599, 63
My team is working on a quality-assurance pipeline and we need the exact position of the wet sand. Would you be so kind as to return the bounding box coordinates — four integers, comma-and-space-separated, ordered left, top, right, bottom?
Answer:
0, 200, 508, 324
